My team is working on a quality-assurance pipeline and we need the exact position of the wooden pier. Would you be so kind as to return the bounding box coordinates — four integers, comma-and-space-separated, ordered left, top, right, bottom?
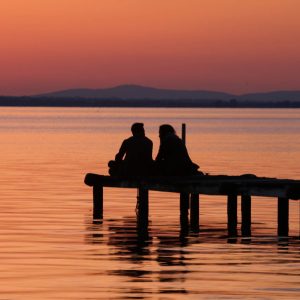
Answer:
84, 173, 300, 238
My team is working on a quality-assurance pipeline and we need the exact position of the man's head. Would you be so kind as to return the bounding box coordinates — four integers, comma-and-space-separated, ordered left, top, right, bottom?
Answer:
131, 123, 145, 137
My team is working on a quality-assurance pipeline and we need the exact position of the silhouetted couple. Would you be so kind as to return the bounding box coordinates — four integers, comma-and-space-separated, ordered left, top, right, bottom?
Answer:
108, 123, 200, 177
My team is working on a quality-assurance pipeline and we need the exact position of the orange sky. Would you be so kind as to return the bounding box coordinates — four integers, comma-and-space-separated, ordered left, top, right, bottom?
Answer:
0, 0, 300, 95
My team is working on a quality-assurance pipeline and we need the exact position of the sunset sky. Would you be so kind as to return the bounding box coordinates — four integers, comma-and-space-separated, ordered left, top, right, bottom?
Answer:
1, 0, 300, 95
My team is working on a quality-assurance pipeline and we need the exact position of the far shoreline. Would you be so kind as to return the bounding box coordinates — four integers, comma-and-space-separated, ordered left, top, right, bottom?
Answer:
0, 96, 300, 108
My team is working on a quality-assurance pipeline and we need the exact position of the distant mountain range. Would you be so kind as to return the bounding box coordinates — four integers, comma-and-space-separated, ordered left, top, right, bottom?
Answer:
239, 91, 300, 102
35, 84, 300, 102
36, 84, 234, 100
1, 85, 300, 107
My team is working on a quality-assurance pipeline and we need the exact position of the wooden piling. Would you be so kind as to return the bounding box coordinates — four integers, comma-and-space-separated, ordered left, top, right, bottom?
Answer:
85, 173, 300, 237
93, 185, 103, 219
137, 187, 149, 228
227, 194, 238, 237
190, 193, 200, 232
241, 195, 251, 237
180, 192, 189, 232
278, 197, 289, 237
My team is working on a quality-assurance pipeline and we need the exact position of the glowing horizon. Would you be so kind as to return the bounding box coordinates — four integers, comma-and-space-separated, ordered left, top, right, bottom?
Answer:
1, 0, 300, 96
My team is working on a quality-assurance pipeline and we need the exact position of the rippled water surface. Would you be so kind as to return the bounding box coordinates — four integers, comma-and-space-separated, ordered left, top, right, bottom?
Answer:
0, 107, 299, 299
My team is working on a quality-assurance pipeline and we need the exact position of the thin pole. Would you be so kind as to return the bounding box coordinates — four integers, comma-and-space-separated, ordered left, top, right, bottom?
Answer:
182, 123, 186, 145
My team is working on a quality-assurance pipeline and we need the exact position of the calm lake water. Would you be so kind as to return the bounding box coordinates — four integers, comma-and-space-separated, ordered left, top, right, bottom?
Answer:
0, 107, 299, 299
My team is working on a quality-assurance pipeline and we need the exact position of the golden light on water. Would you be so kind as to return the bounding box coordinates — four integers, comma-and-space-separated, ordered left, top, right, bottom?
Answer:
0, 107, 300, 298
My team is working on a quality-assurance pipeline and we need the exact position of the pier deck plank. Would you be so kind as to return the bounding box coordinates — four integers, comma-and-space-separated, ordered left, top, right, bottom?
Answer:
85, 173, 300, 237
85, 173, 300, 200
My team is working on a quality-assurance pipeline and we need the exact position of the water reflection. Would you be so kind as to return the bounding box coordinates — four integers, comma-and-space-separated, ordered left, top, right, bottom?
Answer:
3, 107, 300, 299
85, 220, 105, 244
84, 216, 192, 293
83, 214, 300, 299
107, 217, 151, 263
85, 215, 300, 270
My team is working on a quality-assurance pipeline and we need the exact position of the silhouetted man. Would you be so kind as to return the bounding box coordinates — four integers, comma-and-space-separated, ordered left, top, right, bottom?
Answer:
109, 123, 153, 176
155, 124, 199, 176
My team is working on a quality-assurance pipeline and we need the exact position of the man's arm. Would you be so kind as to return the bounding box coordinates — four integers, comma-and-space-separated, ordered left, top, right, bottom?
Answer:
115, 140, 127, 161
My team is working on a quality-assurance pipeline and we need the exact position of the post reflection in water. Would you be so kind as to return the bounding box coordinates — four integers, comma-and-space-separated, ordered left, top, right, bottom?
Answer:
84, 210, 300, 298
84, 216, 194, 295
1, 107, 300, 299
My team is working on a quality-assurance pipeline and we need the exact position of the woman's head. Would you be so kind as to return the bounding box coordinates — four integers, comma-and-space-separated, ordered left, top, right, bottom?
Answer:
159, 124, 176, 139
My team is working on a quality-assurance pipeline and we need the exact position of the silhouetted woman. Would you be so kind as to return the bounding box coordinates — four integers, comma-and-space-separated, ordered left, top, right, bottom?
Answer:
155, 124, 199, 176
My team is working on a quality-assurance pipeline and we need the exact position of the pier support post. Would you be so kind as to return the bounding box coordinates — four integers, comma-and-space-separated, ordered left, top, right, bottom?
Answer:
190, 193, 200, 232
137, 187, 149, 229
93, 185, 103, 219
180, 192, 189, 233
241, 195, 251, 237
227, 194, 238, 237
278, 197, 289, 237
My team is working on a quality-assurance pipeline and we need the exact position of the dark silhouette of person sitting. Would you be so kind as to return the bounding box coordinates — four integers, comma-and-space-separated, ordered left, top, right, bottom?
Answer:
109, 123, 153, 176
155, 124, 200, 176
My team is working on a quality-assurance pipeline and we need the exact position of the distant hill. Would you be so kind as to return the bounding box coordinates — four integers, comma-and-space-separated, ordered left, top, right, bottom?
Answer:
239, 91, 300, 102
35, 84, 300, 103
35, 84, 234, 100
1, 85, 300, 107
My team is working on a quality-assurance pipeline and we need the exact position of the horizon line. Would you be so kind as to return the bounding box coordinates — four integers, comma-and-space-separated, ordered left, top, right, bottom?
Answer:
2, 84, 300, 98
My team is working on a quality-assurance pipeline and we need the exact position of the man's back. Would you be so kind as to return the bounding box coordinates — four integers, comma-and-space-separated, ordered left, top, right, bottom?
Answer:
120, 135, 153, 164
115, 134, 153, 176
